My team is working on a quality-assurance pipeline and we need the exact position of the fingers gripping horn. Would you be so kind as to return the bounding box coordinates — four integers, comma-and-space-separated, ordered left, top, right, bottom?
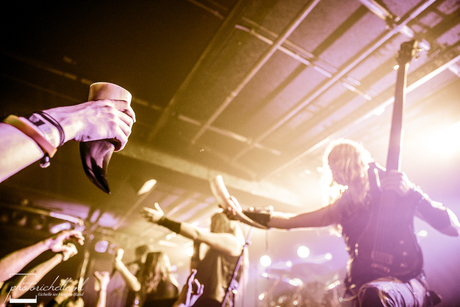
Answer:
80, 82, 132, 194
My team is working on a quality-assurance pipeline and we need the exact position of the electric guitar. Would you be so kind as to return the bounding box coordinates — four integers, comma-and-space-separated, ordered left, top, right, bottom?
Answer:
353, 40, 424, 281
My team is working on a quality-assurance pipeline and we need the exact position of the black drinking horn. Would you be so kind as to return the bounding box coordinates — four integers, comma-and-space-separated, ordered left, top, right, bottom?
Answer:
80, 82, 132, 194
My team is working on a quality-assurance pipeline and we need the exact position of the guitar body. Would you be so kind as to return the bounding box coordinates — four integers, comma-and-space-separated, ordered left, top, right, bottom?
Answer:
350, 189, 423, 282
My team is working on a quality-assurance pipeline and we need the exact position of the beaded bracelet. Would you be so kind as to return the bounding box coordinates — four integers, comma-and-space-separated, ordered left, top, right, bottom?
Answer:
3, 115, 57, 168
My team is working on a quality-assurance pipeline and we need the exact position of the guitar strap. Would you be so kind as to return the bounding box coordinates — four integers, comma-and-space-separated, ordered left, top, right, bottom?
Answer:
367, 162, 382, 196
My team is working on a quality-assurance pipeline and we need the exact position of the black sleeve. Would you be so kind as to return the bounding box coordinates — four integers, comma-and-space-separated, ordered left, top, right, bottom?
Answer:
410, 186, 453, 231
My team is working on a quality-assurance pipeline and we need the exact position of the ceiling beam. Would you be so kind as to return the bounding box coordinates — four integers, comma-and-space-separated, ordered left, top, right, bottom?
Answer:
118, 141, 302, 207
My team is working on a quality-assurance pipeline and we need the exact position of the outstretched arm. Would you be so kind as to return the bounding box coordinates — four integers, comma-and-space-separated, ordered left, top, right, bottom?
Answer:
0, 99, 135, 182
0, 230, 84, 282
141, 204, 244, 257
267, 206, 336, 229
382, 170, 459, 237
5, 243, 78, 300
112, 249, 141, 292
222, 196, 336, 230
413, 192, 459, 237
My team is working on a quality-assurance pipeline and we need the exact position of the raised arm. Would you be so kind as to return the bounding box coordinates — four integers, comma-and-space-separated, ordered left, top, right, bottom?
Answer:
141, 204, 244, 257
0, 230, 84, 282
0, 99, 135, 182
5, 243, 78, 300
94, 271, 111, 307
112, 248, 141, 292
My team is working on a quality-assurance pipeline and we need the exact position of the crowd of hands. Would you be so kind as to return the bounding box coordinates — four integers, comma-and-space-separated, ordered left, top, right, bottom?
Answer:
0, 229, 203, 307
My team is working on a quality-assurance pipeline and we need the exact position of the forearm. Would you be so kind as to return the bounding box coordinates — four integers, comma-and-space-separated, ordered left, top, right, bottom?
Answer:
182, 223, 242, 256
413, 188, 459, 236
114, 260, 141, 292
266, 207, 334, 230
0, 123, 45, 182
96, 290, 107, 307
157, 217, 243, 256
0, 240, 49, 282
9, 254, 64, 299
267, 212, 299, 229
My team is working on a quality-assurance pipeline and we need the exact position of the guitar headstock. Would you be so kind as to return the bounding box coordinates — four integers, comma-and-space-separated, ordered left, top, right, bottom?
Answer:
397, 40, 421, 66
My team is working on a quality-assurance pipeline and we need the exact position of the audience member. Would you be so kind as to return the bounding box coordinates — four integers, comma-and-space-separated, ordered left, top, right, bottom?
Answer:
141, 204, 246, 307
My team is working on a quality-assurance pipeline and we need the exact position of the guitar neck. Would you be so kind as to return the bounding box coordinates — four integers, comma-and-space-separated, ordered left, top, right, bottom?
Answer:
385, 40, 418, 172
386, 62, 409, 171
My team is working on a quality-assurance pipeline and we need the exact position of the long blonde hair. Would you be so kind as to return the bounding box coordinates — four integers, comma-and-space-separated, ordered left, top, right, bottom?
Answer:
322, 139, 373, 206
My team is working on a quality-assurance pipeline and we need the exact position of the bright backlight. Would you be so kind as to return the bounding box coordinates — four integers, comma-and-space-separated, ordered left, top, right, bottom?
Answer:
428, 122, 460, 156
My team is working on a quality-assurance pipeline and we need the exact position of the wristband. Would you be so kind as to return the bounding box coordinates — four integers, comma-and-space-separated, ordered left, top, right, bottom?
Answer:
28, 112, 65, 147
243, 211, 271, 227
3, 115, 57, 168
158, 216, 181, 234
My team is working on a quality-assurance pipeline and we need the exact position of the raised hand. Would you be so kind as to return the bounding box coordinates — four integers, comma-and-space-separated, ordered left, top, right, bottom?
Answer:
140, 203, 165, 224
115, 248, 124, 262
222, 196, 244, 220
94, 271, 110, 291
174, 269, 204, 307
45, 230, 84, 253
60, 243, 78, 261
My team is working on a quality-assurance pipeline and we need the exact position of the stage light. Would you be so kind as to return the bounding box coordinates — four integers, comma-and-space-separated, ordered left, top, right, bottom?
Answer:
258, 292, 266, 301
428, 122, 460, 156
186, 246, 194, 256
417, 230, 428, 237
325, 252, 333, 260
138, 179, 157, 195
288, 278, 303, 287
286, 260, 293, 267
297, 246, 310, 258
11, 211, 27, 227
95, 240, 109, 253
373, 105, 386, 116
260, 255, 272, 267
166, 233, 177, 240
326, 280, 341, 290
30, 215, 47, 230
49, 222, 71, 234
0, 210, 8, 223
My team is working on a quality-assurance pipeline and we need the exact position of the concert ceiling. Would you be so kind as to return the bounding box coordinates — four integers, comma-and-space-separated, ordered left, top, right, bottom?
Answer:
1, 0, 459, 305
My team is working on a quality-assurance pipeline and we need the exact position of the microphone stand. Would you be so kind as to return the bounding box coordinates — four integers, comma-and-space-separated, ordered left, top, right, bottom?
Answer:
221, 226, 254, 307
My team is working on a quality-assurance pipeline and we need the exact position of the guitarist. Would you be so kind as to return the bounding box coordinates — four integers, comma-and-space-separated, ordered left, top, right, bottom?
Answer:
223, 138, 459, 307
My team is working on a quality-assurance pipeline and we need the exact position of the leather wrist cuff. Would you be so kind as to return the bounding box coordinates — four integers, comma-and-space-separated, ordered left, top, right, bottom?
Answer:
243, 211, 271, 227
158, 217, 181, 234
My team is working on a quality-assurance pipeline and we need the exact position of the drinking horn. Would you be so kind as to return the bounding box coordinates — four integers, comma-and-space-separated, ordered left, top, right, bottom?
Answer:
79, 82, 132, 194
